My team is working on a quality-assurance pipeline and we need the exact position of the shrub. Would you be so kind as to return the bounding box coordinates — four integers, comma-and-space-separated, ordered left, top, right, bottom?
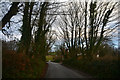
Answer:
2, 48, 46, 78
63, 58, 120, 78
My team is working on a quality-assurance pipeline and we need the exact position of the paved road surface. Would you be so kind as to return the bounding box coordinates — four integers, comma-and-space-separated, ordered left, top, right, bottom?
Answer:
45, 62, 86, 78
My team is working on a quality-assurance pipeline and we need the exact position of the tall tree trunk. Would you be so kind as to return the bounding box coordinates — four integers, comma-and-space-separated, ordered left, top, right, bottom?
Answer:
35, 2, 48, 61
19, 2, 34, 55
84, 2, 88, 50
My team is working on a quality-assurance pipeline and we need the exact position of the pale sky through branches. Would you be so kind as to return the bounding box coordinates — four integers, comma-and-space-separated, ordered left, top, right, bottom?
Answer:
0, 0, 119, 51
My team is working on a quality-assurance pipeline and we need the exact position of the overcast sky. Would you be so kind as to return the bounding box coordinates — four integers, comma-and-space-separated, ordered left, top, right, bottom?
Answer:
0, 1, 119, 50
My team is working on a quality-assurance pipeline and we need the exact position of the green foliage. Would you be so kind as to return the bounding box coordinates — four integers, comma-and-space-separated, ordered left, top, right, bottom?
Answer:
46, 55, 55, 62
54, 58, 61, 63
48, 52, 56, 55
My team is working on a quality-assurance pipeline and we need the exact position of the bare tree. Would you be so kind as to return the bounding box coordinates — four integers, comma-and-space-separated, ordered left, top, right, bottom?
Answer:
56, 1, 119, 60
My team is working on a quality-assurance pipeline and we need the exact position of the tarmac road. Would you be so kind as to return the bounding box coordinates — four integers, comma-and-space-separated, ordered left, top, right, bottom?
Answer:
45, 62, 87, 78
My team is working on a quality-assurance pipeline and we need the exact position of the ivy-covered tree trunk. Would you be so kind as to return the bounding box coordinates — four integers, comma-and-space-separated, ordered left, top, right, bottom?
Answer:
19, 2, 34, 55
34, 2, 49, 61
